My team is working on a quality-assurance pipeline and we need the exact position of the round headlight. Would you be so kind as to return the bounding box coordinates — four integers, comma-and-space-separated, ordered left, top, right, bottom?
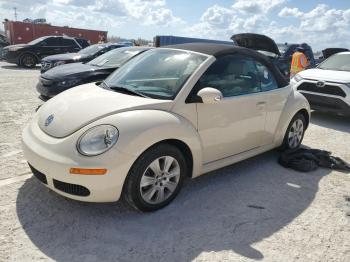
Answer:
293, 74, 304, 82
77, 125, 119, 156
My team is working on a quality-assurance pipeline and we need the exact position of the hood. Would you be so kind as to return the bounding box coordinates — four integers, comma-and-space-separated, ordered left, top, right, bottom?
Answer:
37, 83, 173, 138
231, 33, 281, 56
4, 44, 29, 51
299, 68, 350, 83
322, 48, 349, 59
42, 62, 110, 79
42, 53, 89, 63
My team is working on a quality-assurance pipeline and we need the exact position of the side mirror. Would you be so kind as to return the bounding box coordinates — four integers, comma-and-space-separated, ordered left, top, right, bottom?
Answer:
197, 87, 223, 104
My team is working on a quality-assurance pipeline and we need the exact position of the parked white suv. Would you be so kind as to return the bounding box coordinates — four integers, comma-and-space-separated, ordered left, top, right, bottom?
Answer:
22, 44, 310, 211
292, 52, 350, 116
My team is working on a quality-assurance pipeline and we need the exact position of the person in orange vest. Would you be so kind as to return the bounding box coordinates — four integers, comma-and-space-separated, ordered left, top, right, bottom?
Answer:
290, 47, 309, 78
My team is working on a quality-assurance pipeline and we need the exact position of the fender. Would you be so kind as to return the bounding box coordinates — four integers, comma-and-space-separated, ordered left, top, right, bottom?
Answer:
274, 90, 311, 146
96, 109, 203, 177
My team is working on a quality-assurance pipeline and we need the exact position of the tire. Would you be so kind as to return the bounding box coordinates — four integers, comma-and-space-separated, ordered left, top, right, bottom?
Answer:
20, 54, 37, 68
123, 143, 187, 212
282, 113, 306, 150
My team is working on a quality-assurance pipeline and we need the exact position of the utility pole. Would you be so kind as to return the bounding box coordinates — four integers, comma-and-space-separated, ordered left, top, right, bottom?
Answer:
14, 7, 17, 21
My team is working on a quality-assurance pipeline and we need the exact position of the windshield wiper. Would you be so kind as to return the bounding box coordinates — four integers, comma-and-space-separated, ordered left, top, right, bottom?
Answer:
103, 82, 148, 98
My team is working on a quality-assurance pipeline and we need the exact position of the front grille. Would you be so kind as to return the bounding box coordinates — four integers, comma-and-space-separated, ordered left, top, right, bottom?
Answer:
28, 163, 48, 184
297, 82, 346, 97
53, 179, 90, 197
41, 61, 52, 71
302, 93, 350, 111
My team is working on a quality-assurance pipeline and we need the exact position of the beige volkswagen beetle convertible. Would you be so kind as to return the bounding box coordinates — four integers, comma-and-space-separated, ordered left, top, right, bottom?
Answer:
22, 43, 310, 211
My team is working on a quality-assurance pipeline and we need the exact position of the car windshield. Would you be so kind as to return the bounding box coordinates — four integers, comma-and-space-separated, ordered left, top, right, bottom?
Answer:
28, 37, 47, 45
88, 47, 143, 67
104, 49, 207, 100
318, 53, 350, 71
78, 44, 106, 55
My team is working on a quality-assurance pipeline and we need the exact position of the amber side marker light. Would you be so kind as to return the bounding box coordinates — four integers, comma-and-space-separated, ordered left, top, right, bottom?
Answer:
70, 168, 107, 175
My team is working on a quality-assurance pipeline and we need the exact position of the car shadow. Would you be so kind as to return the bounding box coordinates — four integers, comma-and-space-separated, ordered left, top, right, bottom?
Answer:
1, 64, 40, 71
311, 111, 350, 133
16, 150, 330, 261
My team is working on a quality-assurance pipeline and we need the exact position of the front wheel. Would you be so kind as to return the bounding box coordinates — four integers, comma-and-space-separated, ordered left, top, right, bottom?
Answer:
123, 144, 187, 212
20, 54, 37, 68
282, 113, 306, 150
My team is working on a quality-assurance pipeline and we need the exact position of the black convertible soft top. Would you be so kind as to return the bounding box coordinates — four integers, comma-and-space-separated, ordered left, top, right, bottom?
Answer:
164, 43, 288, 88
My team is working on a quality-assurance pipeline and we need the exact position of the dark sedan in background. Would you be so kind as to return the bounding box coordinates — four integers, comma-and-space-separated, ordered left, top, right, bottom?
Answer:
36, 46, 151, 101
40, 43, 126, 73
2, 35, 88, 68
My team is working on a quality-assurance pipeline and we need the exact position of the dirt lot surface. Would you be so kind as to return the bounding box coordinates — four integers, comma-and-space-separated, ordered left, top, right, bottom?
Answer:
0, 61, 349, 262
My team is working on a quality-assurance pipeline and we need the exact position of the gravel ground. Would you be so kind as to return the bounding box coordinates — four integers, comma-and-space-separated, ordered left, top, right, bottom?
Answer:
0, 61, 349, 262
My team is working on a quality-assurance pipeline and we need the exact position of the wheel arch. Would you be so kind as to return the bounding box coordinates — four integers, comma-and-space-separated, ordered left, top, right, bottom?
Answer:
19, 51, 40, 65
141, 139, 194, 178
274, 90, 311, 146
297, 108, 310, 129
100, 110, 203, 178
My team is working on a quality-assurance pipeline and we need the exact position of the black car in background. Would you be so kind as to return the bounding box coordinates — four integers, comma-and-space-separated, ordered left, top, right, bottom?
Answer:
40, 43, 126, 73
315, 48, 349, 64
36, 46, 151, 101
231, 33, 315, 79
2, 36, 88, 68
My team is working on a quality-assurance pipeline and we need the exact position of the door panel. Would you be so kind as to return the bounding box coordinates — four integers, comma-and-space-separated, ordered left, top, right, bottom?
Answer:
193, 54, 269, 163
197, 93, 267, 163
254, 61, 290, 145
37, 37, 63, 58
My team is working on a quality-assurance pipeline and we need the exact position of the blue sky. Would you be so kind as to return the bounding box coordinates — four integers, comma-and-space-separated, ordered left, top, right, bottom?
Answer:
1, 0, 350, 51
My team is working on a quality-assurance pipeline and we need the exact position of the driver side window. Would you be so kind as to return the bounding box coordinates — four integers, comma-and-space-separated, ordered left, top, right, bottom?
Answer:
197, 54, 261, 98
44, 37, 60, 46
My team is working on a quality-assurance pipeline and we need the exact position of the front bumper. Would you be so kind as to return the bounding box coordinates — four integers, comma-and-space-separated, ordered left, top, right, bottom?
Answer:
2, 51, 19, 64
301, 93, 350, 116
22, 118, 137, 202
36, 80, 74, 99
295, 79, 350, 116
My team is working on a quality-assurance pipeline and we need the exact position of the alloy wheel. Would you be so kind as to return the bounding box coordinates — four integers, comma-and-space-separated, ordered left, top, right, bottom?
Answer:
139, 156, 180, 204
23, 55, 35, 67
288, 119, 304, 149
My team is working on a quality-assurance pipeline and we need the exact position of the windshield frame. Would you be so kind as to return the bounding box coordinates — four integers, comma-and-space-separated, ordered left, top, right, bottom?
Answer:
103, 48, 210, 100
317, 53, 350, 72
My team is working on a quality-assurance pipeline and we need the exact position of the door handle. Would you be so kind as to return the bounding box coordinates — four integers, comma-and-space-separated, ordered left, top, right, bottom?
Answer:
256, 101, 266, 109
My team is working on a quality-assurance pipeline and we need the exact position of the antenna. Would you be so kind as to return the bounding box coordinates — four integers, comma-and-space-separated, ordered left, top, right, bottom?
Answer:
14, 7, 17, 21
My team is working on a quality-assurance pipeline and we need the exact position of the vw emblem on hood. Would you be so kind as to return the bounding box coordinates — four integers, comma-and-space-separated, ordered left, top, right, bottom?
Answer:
316, 81, 326, 88
45, 114, 54, 127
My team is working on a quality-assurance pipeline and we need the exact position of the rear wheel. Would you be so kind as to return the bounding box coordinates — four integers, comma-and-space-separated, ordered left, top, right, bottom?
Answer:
20, 54, 37, 68
282, 113, 306, 150
123, 144, 187, 212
